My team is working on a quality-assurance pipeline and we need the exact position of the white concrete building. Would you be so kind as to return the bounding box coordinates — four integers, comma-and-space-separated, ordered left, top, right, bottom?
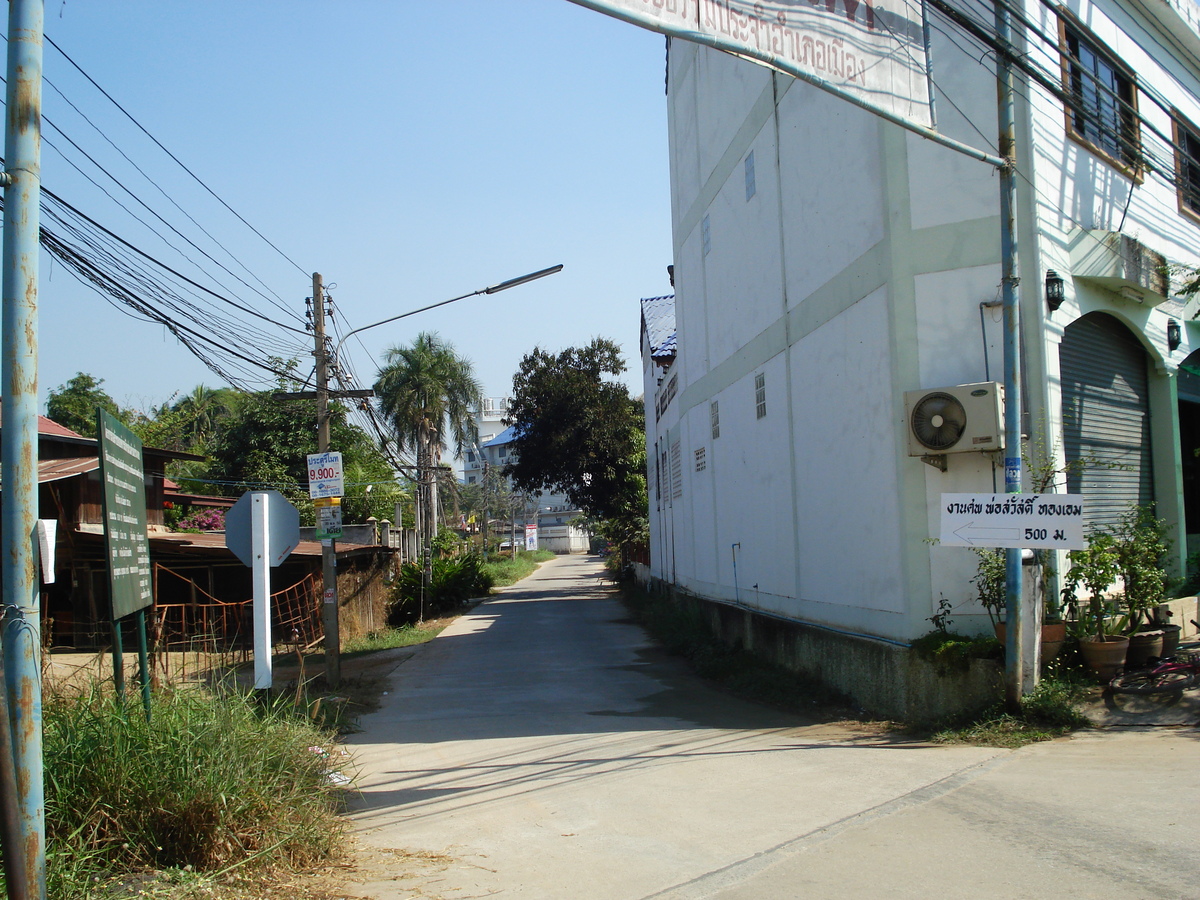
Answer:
478, 426, 589, 553
643, 0, 1200, 716
460, 396, 511, 485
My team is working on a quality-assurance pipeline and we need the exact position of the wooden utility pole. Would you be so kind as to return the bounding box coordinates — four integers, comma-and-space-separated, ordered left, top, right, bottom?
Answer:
312, 273, 341, 687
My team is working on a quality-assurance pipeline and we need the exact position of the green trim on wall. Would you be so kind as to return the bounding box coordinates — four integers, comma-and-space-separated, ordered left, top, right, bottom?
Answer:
675, 76, 792, 253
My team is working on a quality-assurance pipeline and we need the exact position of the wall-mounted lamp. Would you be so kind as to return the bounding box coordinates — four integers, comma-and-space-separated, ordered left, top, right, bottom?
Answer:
1168, 318, 1182, 351
1045, 269, 1065, 312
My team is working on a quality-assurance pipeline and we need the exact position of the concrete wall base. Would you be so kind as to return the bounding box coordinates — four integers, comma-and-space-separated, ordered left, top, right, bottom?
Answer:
650, 579, 1002, 725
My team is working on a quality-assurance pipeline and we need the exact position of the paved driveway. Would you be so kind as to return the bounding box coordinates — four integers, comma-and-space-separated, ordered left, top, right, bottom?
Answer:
343, 555, 1199, 899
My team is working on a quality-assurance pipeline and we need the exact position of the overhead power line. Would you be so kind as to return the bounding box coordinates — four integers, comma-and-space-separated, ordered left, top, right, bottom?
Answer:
43, 31, 311, 281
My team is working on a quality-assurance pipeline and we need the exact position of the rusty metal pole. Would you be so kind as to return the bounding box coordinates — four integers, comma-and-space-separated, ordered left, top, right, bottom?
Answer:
0, 0, 45, 896
312, 274, 341, 687
995, 0, 1025, 713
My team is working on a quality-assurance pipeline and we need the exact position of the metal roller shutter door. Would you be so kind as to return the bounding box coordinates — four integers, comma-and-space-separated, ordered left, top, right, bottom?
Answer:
1059, 312, 1153, 531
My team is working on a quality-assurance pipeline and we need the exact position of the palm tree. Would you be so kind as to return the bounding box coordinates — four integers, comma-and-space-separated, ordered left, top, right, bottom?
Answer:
374, 332, 481, 560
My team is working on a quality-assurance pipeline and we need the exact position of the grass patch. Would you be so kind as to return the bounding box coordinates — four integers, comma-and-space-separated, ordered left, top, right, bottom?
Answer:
25, 681, 349, 899
342, 619, 449, 656
620, 584, 863, 719
482, 549, 556, 587
926, 670, 1092, 747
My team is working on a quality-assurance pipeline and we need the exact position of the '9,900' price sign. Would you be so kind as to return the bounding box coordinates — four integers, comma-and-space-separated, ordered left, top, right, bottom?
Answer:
939, 493, 1085, 550
307, 451, 344, 499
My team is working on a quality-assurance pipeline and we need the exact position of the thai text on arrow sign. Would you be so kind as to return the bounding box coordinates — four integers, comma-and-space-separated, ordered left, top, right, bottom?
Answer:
939, 493, 1085, 550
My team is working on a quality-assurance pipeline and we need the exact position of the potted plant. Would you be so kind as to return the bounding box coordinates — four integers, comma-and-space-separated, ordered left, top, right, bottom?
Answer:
1109, 504, 1171, 667
974, 547, 1066, 660
1061, 531, 1128, 680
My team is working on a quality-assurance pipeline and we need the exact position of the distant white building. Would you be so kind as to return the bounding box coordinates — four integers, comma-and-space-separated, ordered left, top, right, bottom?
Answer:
460, 395, 511, 485
642, 0, 1200, 718
478, 426, 589, 554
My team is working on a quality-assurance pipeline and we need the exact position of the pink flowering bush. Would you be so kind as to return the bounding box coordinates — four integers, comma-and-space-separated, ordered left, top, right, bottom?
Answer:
177, 508, 226, 532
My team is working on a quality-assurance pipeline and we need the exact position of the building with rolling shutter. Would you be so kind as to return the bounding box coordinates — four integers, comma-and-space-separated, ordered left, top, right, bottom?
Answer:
641, 0, 1200, 716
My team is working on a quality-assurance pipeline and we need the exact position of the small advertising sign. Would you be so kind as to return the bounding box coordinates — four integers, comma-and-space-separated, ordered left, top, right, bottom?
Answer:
524, 524, 538, 551
315, 496, 344, 540
307, 450, 344, 499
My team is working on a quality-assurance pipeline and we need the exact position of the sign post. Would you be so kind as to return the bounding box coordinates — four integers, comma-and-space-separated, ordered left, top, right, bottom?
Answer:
308, 439, 344, 685
225, 490, 300, 691
97, 410, 154, 719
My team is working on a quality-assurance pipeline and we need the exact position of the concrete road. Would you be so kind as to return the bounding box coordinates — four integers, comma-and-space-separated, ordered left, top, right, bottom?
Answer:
343, 555, 1199, 899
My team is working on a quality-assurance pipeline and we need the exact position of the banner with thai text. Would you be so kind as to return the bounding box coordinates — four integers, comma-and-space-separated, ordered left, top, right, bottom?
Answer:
567, 0, 932, 128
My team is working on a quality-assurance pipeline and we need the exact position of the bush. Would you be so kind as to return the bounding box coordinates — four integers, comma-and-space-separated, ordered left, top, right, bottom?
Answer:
38, 683, 346, 896
176, 507, 226, 532
388, 553, 493, 623
910, 631, 1002, 675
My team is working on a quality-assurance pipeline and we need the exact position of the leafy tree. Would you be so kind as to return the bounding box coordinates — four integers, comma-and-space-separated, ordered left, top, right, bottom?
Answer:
373, 332, 481, 546
143, 385, 241, 454
203, 386, 401, 526
506, 338, 647, 547
45, 372, 127, 437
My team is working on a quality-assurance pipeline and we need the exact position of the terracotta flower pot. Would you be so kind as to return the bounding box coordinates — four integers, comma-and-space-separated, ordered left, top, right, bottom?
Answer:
1079, 635, 1130, 681
992, 621, 1067, 661
1041, 620, 1067, 661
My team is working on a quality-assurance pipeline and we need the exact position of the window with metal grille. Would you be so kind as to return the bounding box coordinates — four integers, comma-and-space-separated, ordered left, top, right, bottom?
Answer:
1176, 118, 1200, 218
670, 440, 683, 499
652, 447, 660, 502
1064, 24, 1139, 169
694, 447, 706, 472
754, 373, 767, 419
710, 400, 720, 439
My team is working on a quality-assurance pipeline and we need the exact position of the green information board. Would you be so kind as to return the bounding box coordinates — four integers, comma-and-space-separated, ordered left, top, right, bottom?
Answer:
97, 409, 153, 620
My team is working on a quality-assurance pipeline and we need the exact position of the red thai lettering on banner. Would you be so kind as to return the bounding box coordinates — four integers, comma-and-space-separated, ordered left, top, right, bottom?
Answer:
636, 0, 697, 18
700, 0, 870, 85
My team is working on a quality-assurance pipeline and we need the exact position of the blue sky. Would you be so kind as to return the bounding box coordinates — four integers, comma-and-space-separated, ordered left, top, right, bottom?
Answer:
34, 1, 672, 413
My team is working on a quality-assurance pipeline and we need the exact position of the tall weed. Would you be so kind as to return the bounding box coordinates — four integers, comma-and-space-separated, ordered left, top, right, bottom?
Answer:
41, 682, 347, 893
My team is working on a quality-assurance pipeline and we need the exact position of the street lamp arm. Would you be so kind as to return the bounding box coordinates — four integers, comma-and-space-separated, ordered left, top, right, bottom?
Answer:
332, 264, 563, 369
484, 264, 563, 294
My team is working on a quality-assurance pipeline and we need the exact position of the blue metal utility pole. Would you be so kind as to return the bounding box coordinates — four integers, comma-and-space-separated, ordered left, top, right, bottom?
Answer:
1, 1, 46, 897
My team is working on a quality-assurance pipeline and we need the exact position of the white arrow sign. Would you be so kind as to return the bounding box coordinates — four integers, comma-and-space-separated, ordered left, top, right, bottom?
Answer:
940, 493, 1085, 550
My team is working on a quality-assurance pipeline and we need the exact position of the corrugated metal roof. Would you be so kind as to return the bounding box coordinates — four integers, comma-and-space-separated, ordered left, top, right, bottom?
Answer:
641, 294, 676, 360
0, 457, 101, 490
149, 531, 372, 558
38, 456, 100, 483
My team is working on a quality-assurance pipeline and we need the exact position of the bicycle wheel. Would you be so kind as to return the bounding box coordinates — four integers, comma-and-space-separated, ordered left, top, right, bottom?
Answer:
1109, 668, 1198, 694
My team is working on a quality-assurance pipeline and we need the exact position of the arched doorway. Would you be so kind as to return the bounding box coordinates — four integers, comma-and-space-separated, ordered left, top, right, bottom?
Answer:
1059, 312, 1153, 531
1176, 350, 1200, 549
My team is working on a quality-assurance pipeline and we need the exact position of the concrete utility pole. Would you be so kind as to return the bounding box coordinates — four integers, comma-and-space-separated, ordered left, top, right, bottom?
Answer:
995, 2, 1027, 711
312, 273, 341, 687
0, 1, 45, 895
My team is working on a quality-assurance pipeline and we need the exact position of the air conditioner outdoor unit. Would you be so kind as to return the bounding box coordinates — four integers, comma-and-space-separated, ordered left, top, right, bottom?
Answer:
903, 382, 1004, 456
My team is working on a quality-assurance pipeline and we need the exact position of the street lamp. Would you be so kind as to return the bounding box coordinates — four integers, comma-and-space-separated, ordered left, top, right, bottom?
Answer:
332, 264, 563, 371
